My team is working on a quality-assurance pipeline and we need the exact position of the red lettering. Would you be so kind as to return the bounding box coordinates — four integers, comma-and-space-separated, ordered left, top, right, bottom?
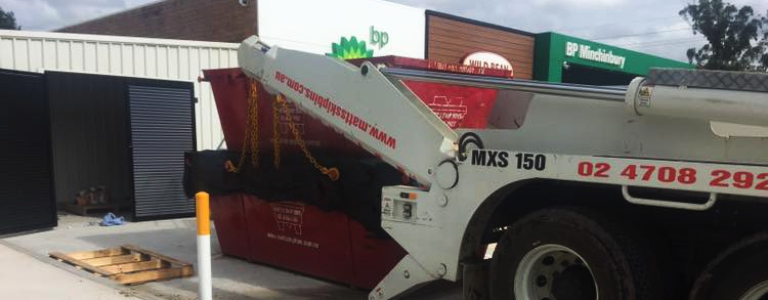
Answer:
621, 165, 637, 180
347, 112, 355, 125
757, 173, 768, 190
594, 163, 610, 178
367, 127, 395, 149
678, 168, 697, 184
733, 171, 755, 189
275, 72, 397, 149
709, 170, 730, 187
658, 167, 676, 183
342, 111, 351, 124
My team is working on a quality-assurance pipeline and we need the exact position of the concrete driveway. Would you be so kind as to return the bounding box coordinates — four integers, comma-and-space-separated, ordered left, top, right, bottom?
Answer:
2, 214, 462, 300
0, 242, 142, 300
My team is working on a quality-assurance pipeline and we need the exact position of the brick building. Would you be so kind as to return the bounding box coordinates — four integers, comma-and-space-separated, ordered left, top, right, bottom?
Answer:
58, 0, 256, 43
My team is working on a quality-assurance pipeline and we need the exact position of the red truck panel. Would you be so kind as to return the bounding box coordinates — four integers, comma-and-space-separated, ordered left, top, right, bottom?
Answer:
242, 195, 356, 285
204, 59, 502, 155
205, 69, 360, 155
210, 194, 251, 260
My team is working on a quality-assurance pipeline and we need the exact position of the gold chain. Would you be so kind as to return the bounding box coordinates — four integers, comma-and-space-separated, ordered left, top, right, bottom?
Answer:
276, 94, 340, 181
248, 80, 260, 168
272, 95, 281, 169
226, 80, 338, 181
227, 79, 260, 173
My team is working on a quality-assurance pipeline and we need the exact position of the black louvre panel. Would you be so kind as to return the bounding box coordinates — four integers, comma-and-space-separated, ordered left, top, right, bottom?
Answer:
0, 70, 56, 234
129, 85, 195, 219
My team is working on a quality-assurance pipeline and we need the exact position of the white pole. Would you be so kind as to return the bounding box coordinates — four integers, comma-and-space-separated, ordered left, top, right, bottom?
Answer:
196, 192, 213, 300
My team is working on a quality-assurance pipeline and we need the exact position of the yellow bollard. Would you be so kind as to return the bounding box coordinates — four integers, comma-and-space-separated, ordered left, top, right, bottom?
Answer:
196, 192, 212, 300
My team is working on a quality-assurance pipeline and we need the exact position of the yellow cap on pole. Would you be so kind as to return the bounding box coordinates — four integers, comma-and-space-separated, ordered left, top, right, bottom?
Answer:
196, 192, 210, 236
195, 191, 213, 300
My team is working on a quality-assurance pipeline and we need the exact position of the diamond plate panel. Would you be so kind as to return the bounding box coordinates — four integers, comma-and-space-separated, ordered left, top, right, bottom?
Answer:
647, 68, 768, 93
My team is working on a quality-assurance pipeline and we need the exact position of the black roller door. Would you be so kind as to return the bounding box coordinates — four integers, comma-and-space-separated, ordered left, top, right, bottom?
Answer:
0, 70, 56, 235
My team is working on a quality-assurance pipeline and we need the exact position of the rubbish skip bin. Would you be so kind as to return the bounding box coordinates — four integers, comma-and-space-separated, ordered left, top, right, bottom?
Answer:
199, 55, 510, 289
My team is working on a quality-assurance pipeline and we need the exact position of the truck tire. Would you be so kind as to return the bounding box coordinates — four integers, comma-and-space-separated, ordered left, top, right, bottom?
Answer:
689, 233, 768, 300
489, 207, 661, 300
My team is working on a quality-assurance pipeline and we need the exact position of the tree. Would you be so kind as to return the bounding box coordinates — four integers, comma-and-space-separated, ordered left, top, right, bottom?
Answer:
0, 6, 20, 30
680, 0, 766, 71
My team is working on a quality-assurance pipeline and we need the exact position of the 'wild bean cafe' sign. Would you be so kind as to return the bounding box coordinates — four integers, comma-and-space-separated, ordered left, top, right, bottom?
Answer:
461, 51, 514, 77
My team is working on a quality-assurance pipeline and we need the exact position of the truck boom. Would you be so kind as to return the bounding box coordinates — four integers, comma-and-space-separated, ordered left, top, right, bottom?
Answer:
238, 36, 457, 186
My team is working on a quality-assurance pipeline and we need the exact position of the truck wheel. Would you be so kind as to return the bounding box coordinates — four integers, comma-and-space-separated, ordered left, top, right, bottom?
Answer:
689, 233, 768, 300
489, 208, 660, 300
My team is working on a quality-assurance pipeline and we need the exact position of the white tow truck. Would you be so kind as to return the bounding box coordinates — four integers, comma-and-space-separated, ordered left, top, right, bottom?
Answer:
237, 36, 768, 300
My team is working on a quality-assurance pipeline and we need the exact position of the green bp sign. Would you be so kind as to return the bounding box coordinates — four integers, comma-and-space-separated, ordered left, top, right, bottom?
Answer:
328, 26, 390, 59
565, 41, 627, 69
533, 32, 693, 83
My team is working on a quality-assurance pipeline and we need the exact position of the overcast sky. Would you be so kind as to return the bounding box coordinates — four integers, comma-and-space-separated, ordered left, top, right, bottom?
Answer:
1, 0, 767, 62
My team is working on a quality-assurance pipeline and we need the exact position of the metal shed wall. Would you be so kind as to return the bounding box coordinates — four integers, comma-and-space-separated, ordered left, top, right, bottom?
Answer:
0, 30, 238, 151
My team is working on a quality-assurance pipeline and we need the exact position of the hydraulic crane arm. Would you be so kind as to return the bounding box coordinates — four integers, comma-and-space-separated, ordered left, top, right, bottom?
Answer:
238, 36, 457, 185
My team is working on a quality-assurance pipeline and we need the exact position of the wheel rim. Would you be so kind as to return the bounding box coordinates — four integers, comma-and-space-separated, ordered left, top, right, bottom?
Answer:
514, 244, 598, 300
740, 280, 768, 300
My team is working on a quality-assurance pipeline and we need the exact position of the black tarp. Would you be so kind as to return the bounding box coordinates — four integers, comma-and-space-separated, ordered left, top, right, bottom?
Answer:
185, 150, 410, 236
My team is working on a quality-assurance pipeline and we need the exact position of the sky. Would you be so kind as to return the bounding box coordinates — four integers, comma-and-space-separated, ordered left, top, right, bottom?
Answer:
1, 0, 767, 62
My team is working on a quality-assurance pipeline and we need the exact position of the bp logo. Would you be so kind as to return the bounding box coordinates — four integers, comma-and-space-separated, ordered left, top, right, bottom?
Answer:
327, 26, 389, 59
327, 36, 374, 59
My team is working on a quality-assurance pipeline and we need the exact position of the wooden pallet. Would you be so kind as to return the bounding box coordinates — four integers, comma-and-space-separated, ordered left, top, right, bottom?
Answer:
64, 202, 131, 216
50, 244, 194, 285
